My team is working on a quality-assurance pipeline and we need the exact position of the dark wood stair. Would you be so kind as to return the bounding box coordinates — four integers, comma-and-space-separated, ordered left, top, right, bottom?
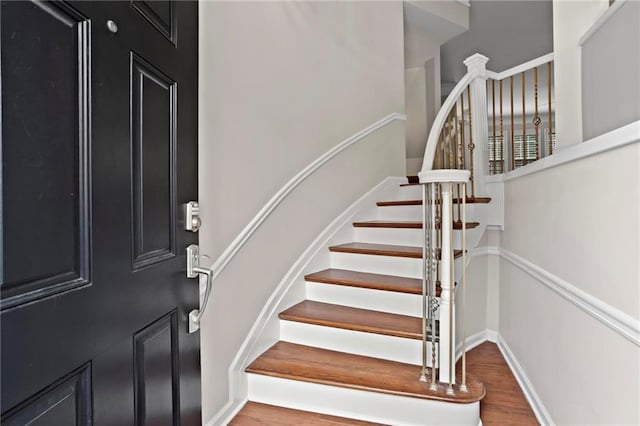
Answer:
305, 268, 442, 296
279, 300, 422, 340
246, 341, 485, 404
353, 220, 480, 229
329, 242, 463, 259
230, 401, 381, 425
376, 197, 491, 206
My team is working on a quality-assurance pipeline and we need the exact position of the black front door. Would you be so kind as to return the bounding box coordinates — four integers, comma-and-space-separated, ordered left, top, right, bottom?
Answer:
1, 1, 200, 424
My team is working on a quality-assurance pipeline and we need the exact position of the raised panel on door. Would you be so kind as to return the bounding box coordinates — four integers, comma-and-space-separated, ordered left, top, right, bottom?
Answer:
134, 310, 180, 425
1, 0, 91, 309
131, 53, 177, 270
1, 364, 92, 425
131, 0, 176, 44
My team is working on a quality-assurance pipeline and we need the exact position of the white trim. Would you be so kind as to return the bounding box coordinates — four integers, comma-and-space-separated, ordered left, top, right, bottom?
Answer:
205, 398, 246, 426
579, 0, 627, 46
418, 169, 470, 184
456, 0, 471, 7
469, 246, 640, 346
205, 113, 406, 292
496, 335, 554, 426
455, 329, 498, 361
501, 120, 640, 182
499, 248, 640, 347
486, 53, 554, 81
208, 177, 407, 426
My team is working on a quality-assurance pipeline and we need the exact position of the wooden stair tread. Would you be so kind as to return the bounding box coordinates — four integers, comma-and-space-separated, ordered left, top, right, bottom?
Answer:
329, 242, 462, 259
229, 402, 381, 425
246, 342, 485, 404
305, 268, 420, 294
305, 269, 443, 297
377, 197, 492, 206
280, 300, 422, 340
353, 220, 479, 229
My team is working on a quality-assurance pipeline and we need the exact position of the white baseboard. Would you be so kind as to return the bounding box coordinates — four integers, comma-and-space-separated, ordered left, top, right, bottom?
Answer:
455, 329, 496, 361
496, 335, 554, 426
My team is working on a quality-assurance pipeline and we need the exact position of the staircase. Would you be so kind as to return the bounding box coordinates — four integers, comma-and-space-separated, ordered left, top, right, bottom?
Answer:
230, 178, 490, 425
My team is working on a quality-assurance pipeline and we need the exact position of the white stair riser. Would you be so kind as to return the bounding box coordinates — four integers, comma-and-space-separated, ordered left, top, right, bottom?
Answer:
247, 374, 480, 426
280, 320, 436, 365
398, 185, 422, 198
306, 282, 422, 316
376, 205, 422, 221
331, 252, 421, 278
355, 228, 422, 246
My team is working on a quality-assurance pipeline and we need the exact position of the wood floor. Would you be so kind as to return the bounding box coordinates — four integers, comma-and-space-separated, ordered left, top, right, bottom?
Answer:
464, 342, 538, 425
231, 341, 537, 425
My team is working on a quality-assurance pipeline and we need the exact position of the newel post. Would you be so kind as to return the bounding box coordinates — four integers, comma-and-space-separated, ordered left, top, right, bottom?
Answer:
463, 54, 489, 197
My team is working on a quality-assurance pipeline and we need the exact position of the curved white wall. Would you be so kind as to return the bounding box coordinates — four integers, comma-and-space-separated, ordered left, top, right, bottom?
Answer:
198, 2, 405, 422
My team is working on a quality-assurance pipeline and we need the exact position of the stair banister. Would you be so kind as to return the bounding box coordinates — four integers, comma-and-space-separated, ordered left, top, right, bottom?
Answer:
419, 170, 470, 390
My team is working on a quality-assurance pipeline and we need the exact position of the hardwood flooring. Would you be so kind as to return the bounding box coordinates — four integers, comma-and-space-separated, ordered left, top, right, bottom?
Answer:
464, 342, 538, 425
228, 402, 381, 425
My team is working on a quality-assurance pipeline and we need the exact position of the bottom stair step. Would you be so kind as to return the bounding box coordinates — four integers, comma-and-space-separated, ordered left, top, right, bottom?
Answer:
246, 341, 484, 403
229, 401, 382, 425
246, 342, 484, 425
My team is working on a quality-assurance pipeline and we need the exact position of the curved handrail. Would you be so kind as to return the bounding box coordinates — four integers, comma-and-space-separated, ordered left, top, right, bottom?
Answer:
486, 52, 554, 81
420, 72, 475, 176
205, 113, 406, 286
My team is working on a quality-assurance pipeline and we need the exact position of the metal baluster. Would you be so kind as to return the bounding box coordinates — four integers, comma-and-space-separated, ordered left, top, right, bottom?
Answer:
460, 93, 467, 171
429, 183, 438, 391
492, 79, 496, 174
420, 183, 428, 382
467, 86, 475, 197
534, 66, 540, 160
510, 76, 515, 170
500, 79, 504, 173
548, 61, 553, 155
522, 71, 526, 165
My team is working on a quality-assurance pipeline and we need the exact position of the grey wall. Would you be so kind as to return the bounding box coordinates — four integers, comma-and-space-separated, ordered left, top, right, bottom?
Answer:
441, 0, 553, 83
582, 0, 640, 140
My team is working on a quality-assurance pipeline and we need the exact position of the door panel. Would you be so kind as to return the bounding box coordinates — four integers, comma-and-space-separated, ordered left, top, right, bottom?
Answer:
1, 1, 200, 424
1, 0, 91, 310
131, 52, 177, 269
134, 310, 180, 425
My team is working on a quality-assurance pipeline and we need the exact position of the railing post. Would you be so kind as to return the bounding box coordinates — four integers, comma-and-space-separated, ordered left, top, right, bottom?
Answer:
439, 182, 455, 389
463, 54, 489, 196
418, 170, 470, 393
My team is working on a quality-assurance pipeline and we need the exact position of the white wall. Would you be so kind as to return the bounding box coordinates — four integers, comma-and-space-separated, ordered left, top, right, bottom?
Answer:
198, 2, 405, 422
582, 0, 640, 140
552, 0, 608, 148
498, 142, 640, 424
405, 60, 441, 175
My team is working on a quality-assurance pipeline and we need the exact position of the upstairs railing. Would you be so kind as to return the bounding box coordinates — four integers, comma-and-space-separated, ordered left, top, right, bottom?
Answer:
417, 53, 554, 393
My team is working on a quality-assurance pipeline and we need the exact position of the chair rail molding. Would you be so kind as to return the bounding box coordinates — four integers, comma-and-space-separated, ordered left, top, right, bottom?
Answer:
472, 246, 640, 346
